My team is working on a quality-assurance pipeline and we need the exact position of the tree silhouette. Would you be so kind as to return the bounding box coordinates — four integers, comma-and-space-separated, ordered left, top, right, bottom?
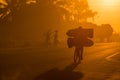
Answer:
0, 0, 96, 28
0, 0, 97, 47
55, 0, 97, 24
0, 0, 27, 25
94, 24, 113, 42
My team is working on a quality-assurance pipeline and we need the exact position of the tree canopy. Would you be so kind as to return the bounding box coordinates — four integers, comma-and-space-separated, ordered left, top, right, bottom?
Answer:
0, 0, 97, 26
0, 0, 98, 47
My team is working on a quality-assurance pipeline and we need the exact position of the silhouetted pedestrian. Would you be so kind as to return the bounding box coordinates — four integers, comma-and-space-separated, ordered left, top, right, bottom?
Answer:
45, 30, 52, 47
53, 30, 59, 47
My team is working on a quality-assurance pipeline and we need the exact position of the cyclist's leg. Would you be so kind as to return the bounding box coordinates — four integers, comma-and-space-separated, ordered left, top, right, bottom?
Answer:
74, 47, 77, 62
80, 46, 83, 60
78, 46, 83, 63
74, 46, 79, 62
75, 46, 80, 63
78, 49, 81, 63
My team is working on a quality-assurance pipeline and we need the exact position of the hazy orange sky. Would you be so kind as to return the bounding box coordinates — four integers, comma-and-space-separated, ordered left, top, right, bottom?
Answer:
88, 0, 120, 32
0, 0, 120, 32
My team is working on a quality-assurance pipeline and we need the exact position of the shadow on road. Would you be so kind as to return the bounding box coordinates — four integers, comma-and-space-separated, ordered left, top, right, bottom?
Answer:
35, 63, 84, 80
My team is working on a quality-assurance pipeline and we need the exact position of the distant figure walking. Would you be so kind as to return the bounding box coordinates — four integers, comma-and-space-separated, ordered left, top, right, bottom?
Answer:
45, 30, 52, 47
53, 30, 59, 46
66, 26, 94, 63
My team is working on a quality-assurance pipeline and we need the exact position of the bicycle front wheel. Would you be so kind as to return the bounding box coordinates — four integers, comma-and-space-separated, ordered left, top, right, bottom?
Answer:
74, 50, 79, 63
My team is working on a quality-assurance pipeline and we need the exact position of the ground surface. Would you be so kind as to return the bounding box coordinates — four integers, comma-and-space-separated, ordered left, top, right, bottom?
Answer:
0, 42, 120, 80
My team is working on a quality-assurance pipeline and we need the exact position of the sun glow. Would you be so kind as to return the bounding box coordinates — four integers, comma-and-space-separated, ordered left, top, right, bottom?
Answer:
100, 0, 118, 7
88, 0, 120, 32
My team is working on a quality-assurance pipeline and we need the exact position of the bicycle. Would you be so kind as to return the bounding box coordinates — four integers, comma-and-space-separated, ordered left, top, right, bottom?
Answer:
74, 46, 83, 63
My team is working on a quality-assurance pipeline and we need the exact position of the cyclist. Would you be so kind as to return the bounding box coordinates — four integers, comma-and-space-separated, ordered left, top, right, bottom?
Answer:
66, 26, 93, 63
74, 26, 86, 63
53, 30, 59, 47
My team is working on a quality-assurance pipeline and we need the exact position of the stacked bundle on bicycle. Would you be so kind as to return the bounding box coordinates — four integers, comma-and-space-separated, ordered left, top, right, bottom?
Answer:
66, 26, 94, 48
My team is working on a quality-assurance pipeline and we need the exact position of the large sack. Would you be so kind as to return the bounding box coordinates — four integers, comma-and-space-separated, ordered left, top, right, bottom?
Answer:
66, 28, 93, 38
83, 39, 94, 47
66, 29, 77, 37
67, 38, 75, 48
